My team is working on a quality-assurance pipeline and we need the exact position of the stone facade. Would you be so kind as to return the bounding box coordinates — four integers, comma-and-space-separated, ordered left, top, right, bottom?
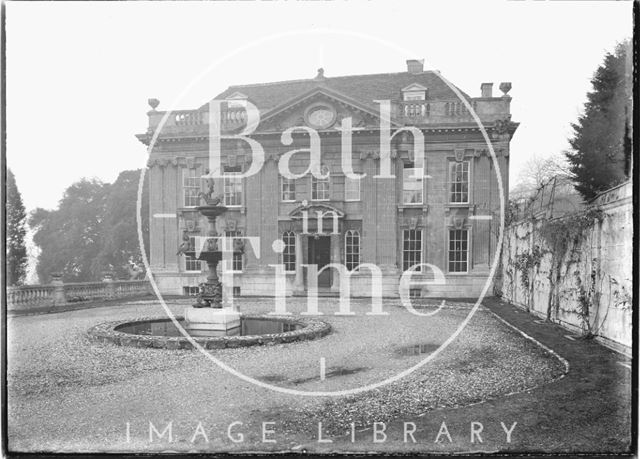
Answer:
137, 61, 518, 298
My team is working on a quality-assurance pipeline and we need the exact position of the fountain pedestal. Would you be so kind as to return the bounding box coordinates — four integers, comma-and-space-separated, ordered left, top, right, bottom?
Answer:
181, 202, 244, 337
184, 307, 241, 337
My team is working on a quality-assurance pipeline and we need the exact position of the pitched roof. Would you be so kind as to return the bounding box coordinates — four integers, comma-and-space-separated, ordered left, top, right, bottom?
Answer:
202, 70, 471, 112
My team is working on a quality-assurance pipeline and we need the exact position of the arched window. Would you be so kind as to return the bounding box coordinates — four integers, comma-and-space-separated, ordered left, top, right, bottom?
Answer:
282, 231, 296, 272
345, 230, 360, 271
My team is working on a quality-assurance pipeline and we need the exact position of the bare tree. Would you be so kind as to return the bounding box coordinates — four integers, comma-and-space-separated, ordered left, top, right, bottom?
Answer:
511, 153, 571, 200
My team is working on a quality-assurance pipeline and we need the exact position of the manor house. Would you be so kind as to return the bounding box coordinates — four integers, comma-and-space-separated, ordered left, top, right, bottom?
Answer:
137, 60, 518, 298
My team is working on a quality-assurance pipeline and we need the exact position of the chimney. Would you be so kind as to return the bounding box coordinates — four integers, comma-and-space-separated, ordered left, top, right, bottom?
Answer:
480, 83, 493, 98
406, 59, 424, 74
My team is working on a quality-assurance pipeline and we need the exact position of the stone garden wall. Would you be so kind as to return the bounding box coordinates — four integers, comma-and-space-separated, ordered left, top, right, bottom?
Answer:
500, 181, 632, 353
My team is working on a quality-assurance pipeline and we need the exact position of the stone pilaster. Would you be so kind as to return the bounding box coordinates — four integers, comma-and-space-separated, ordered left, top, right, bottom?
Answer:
375, 161, 397, 270
163, 162, 179, 272
361, 153, 377, 264
330, 233, 341, 291
473, 152, 491, 267
260, 157, 279, 266
148, 163, 165, 270
294, 232, 304, 292
244, 158, 262, 270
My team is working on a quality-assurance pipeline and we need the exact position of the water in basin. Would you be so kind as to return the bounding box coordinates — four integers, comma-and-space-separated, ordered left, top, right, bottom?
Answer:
116, 318, 302, 338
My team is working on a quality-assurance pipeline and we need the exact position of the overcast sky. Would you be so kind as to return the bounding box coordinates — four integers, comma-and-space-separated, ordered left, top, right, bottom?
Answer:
6, 0, 632, 212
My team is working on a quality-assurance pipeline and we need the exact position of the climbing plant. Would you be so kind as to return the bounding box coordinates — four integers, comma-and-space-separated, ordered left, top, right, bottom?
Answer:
537, 207, 604, 327
538, 208, 604, 258
514, 245, 543, 293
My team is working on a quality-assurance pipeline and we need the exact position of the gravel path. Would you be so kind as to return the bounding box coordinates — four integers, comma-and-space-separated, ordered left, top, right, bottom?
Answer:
7, 298, 565, 453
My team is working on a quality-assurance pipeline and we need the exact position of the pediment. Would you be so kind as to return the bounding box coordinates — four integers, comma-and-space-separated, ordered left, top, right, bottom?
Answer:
401, 83, 428, 92
289, 203, 345, 219
258, 87, 400, 133
228, 92, 248, 100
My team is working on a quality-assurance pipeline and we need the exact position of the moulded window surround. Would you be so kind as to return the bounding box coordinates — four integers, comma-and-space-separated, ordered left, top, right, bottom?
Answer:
345, 230, 361, 271
449, 161, 470, 204
184, 236, 203, 272
223, 165, 243, 207
225, 230, 243, 272
344, 175, 361, 201
403, 91, 426, 101
183, 168, 200, 208
311, 168, 330, 201
402, 229, 423, 272
402, 162, 424, 205
281, 177, 296, 202
448, 228, 470, 273
282, 231, 296, 272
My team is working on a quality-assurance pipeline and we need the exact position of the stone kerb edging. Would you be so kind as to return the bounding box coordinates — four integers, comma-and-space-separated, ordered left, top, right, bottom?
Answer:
87, 314, 332, 350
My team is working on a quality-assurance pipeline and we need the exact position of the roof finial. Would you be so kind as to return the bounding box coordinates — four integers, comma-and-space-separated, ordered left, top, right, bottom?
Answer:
315, 68, 325, 80
148, 98, 160, 110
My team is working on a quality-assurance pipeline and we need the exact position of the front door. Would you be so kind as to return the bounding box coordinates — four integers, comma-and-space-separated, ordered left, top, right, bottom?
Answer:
307, 236, 331, 288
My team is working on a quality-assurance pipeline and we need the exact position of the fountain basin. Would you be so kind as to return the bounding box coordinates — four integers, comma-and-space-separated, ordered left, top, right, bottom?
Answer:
87, 314, 331, 350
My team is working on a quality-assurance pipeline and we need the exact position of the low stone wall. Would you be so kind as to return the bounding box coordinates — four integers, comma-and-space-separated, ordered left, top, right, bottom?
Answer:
500, 181, 632, 353
87, 315, 331, 350
7, 275, 152, 313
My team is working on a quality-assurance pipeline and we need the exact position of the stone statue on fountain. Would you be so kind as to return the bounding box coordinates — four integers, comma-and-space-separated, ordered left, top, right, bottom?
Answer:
198, 175, 224, 207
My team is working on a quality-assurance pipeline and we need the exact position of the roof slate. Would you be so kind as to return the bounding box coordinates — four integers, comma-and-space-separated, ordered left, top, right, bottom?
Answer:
202, 70, 471, 112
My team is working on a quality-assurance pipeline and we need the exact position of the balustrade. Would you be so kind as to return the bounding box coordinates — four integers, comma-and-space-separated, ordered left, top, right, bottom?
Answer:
399, 100, 490, 123
7, 279, 152, 312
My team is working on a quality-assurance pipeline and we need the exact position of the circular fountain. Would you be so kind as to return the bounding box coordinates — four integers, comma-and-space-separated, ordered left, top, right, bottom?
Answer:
87, 175, 332, 349
87, 314, 331, 350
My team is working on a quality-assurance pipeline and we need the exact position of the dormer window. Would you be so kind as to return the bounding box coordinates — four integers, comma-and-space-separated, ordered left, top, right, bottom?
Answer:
404, 91, 425, 101
401, 83, 428, 101
227, 92, 248, 108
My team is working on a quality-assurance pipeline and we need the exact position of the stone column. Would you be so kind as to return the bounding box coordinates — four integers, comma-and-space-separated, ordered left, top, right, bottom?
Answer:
50, 273, 66, 306
293, 232, 304, 292
330, 233, 341, 291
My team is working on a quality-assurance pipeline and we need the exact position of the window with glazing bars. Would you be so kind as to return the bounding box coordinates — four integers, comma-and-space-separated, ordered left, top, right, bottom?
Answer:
282, 231, 296, 272
225, 230, 243, 272
449, 161, 469, 203
184, 236, 202, 272
281, 177, 296, 201
344, 175, 360, 201
402, 229, 422, 271
345, 230, 360, 271
183, 169, 200, 207
223, 166, 242, 206
403, 162, 423, 204
311, 170, 330, 200
448, 229, 469, 273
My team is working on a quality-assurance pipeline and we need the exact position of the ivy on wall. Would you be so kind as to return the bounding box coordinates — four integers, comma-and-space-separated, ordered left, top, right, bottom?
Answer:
503, 207, 607, 335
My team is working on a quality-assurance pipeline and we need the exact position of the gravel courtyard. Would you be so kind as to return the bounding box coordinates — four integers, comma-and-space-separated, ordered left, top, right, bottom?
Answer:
7, 298, 567, 453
